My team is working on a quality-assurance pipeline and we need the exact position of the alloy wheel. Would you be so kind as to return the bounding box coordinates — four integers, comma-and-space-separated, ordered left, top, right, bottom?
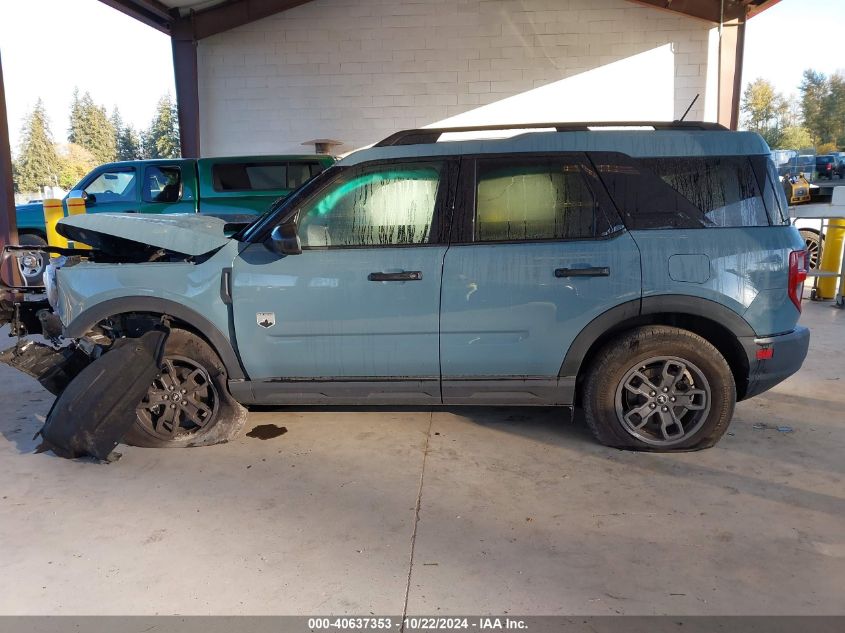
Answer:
614, 356, 711, 447
137, 355, 219, 441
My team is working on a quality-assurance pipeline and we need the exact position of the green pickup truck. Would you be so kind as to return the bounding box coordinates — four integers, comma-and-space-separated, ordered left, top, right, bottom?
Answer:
15, 155, 335, 283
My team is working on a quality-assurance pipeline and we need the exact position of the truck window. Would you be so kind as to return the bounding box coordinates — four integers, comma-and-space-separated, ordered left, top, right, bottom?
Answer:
212, 161, 324, 192
142, 166, 183, 203
84, 169, 137, 203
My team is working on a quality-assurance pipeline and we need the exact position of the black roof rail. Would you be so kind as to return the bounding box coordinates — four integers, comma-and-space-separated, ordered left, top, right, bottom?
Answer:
375, 121, 728, 147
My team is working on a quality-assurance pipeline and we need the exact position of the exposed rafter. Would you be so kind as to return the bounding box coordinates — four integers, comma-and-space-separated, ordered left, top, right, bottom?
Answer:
624, 0, 781, 24
98, 0, 174, 34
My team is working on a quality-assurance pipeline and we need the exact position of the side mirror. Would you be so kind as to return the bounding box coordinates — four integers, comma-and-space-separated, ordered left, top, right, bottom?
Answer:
68, 189, 93, 205
266, 221, 302, 256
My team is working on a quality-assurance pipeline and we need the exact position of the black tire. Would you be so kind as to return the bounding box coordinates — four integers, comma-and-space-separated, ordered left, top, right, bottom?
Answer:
582, 326, 736, 451
17, 233, 48, 286
799, 228, 823, 270
123, 328, 247, 448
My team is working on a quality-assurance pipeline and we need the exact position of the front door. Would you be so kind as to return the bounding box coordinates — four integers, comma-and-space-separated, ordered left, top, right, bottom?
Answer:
231, 159, 455, 404
439, 153, 642, 404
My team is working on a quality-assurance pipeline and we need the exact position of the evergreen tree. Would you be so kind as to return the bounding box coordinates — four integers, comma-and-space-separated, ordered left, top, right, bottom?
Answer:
117, 125, 142, 161
825, 73, 845, 147
799, 70, 832, 145
68, 88, 117, 164
144, 95, 181, 159
111, 107, 142, 161
13, 99, 60, 194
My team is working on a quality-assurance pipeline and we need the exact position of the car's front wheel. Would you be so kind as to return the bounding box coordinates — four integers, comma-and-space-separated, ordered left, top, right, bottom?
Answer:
583, 326, 736, 451
124, 328, 247, 448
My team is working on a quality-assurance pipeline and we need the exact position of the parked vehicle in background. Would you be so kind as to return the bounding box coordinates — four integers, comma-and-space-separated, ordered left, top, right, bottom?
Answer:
14, 155, 335, 284
814, 154, 840, 180
0, 122, 810, 455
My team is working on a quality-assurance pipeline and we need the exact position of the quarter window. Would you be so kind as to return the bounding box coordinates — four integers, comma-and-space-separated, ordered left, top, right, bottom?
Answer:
641, 157, 769, 227
474, 158, 612, 241
297, 163, 443, 248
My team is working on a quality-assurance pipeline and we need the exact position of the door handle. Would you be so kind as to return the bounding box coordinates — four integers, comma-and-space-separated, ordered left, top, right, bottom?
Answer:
368, 271, 423, 282
554, 267, 610, 278
124, 209, 138, 213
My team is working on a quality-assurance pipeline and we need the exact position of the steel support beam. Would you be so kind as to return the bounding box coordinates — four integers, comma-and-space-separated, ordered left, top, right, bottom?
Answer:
171, 26, 201, 158
0, 52, 21, 295
717, 16, 746, 130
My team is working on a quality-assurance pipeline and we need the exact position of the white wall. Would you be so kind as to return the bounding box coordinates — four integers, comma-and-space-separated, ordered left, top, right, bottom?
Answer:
197, 0, 714, 156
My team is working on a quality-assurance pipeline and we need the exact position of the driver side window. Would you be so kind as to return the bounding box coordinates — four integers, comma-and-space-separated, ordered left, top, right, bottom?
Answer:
297, 162, 443, 248
84, 168, 137, 203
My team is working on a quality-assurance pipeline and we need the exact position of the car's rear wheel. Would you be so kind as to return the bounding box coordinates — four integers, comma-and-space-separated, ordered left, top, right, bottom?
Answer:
17, 233, 48, 286
124, 328, 247, 448
799, 228, 823, 270
583, 326, 735, 451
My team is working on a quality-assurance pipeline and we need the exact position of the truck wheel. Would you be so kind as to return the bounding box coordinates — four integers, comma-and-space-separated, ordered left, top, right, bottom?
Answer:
582, 326, 735, 451
17, 234, 48, 286
799, 229, 823, 270
124, 328, 247, 448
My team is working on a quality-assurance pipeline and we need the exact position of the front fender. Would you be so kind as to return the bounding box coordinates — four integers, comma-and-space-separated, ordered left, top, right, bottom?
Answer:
55, 241, 245, 380
63, 296, 245, 381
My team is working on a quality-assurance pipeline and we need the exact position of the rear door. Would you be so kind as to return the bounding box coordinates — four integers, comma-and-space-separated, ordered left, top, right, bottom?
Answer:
439, 153, 641, 404
139, 161, 196, 214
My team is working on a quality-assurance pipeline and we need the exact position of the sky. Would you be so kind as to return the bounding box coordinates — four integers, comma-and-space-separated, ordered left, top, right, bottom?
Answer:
0, 0, 175, 153
0, 0, 843, 154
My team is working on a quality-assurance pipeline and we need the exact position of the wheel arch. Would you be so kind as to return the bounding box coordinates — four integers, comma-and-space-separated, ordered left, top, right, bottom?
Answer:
561, 296, 754, 403
63, 296, 247, 381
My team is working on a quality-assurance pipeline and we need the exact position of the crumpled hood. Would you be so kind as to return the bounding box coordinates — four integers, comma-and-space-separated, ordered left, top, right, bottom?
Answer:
57, 213, 232, 257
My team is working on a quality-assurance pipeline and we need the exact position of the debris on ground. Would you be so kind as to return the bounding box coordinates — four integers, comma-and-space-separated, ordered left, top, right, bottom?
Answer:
752, 422, 795, 433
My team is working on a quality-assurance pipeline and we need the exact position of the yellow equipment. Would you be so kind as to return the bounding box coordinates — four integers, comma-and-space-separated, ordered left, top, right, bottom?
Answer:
784, 174, 811, 205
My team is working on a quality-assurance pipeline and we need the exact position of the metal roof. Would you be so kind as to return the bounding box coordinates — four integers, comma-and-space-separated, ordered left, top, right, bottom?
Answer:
100, 0, 782, 39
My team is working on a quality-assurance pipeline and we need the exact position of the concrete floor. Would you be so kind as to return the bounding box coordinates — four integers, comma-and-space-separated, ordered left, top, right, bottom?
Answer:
0, 300, 843, 616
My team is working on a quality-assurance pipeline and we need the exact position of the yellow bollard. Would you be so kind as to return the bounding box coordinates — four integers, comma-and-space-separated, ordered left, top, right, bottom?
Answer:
42, 199, 68, 248
65, 197, 91, 249
817, 218, 845, 300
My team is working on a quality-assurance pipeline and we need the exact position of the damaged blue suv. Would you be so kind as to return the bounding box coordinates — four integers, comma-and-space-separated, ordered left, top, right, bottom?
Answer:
0, 122, 810, 454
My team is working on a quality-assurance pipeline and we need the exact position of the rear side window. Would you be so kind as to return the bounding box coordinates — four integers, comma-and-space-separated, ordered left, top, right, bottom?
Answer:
212, 161, 325, 192
142, 165, 182, 203
593, 153, 771, 229
474, 157, 616, 241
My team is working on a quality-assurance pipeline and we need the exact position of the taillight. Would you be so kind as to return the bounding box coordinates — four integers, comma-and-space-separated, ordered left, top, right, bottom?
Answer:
788, 250, 808, 312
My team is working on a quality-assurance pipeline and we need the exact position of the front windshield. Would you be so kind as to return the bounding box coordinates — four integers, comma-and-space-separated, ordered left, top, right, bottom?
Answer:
235, 165, 342, 242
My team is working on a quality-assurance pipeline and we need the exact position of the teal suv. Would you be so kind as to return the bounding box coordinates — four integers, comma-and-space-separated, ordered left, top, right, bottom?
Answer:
1, 122, 810, 452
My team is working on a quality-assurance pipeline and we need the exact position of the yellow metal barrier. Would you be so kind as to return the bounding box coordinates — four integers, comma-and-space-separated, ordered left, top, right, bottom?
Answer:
65, 197, 91, 249
817, 218, 845, 300
42, 198, 67, 248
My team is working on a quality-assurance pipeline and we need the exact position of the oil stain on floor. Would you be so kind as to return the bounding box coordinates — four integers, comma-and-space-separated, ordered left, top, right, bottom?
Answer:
246, 424, 288, 440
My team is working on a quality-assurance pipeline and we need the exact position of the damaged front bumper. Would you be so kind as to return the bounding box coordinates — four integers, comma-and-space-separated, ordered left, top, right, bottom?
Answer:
1, 244, 168, 461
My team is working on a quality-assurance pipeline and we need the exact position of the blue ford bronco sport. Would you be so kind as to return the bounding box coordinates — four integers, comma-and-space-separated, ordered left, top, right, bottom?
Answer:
0, 122, 810, 454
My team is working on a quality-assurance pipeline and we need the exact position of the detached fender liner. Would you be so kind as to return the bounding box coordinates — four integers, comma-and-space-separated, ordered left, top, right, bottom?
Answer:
37, 328, 168, 462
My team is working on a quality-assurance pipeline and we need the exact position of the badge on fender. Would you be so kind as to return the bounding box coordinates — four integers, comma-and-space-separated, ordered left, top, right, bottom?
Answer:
257, 312, 276, 329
